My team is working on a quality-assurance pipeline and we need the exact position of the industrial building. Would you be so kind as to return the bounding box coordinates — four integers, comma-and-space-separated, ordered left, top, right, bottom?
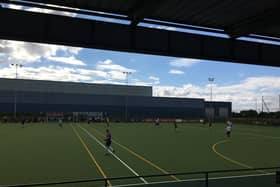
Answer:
0, 78, 231, 121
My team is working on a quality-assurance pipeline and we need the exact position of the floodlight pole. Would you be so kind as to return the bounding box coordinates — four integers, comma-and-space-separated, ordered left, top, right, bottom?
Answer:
208, 77, 215, 101
279, 94, 280, 111
208, 77, 215, 121
255, 98, 258, 112
262, 96, 264, 113
123, 71, 131, 85
123, 71, 132, 121
11, 63, 23, 120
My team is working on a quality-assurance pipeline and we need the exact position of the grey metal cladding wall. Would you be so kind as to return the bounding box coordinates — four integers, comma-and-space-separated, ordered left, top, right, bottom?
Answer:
0, 91, 125, 105
205, 101, 232, 114
127, 96, 204, 108
0, 91, 206, 117
46, 94, 125, 105
0, 91, 204, 109
0, 78, 152, 96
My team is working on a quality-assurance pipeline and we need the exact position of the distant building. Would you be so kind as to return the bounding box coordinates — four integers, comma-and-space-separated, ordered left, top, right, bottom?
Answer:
0, 78, 231, 120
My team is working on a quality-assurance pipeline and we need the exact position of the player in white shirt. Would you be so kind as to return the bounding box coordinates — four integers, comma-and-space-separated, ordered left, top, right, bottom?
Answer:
227, 120, 232, 127
226, 125, 232, 138
58, 118, 63, 128
155, 117, 160, 126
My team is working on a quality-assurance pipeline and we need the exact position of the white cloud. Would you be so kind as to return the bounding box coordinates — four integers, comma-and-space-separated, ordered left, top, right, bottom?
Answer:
148, 76, 160, 85
76, 69, 107, 78
0, 40, 82, 64
149, 76, 159, 81
107, 71, 128, 80
96, 59, 136, 73
0, 60, 139, 84
7, 4, 23, 10
155, 26, 177, 31
7, 4, 77, 17
154, 76, 280, 112
0, 65, 107, 82
169, 58, 199, 67
169, 69, 185, 74
47, 56, 86, 66
0, 66, 90, 82
25, 7, 77, 17
95, 59, 137, 81
147, 25, 177, 31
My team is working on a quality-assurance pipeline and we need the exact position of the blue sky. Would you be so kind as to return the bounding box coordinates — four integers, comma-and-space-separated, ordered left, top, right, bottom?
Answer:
0, 4, 280, 112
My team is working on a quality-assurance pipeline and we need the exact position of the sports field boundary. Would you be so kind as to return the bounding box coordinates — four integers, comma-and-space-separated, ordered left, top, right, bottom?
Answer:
89, 126, 180, 181
111, 172, 275, 187
232, 130, 280, 140
182, 123, 280, 140
78, 125, 148, 184
212, 139, 267, 174
1, 166, 279, 187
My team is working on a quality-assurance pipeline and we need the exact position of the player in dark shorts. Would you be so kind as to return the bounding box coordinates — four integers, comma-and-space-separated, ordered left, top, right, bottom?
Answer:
155, 118, 160, 126
174, 121, 178, 131
104, 129, 114, 155
226, 125, 232, 138
21, 118, 25, 128
208, 119, 212, 127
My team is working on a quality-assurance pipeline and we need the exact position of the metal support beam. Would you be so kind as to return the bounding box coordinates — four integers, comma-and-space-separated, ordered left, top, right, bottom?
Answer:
129, 0, 162, 27
225, 5, 280, 39
0, 8, 280, 67
0, 0, 130, 21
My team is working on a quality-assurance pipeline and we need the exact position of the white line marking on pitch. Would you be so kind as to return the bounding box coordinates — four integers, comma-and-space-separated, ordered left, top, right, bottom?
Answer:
111, 172, 275, 187
78, 125, 148, 184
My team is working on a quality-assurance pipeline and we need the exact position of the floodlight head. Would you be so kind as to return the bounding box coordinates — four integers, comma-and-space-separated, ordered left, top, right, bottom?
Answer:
208, 77, 215, 82
10, 63, 23, 67
123, 71, 132, 75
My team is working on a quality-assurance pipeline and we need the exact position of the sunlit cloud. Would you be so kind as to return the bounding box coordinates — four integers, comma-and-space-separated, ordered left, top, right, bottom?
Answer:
169, 58, 199, 67
148, 76, 160, 85
154, 76, 280, 112
96, 59, 136, 73
169, 69, 185, 74
47, 56, 86, 66
0, 40, 82, 64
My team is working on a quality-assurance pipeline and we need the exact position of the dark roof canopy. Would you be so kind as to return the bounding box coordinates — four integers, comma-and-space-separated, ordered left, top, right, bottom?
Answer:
1, 0, 280, 67
21, 0, 280, 39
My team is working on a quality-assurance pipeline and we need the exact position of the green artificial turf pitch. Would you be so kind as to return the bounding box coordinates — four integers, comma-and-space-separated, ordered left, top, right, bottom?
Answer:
0, 122, 279, 187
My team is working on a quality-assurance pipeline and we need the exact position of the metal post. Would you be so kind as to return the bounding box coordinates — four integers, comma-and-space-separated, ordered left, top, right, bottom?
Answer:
255, 98, 258, 112
205, 172, 209, 187
14, 92, 17, 119
208, 77, 215, 121
123, 72, 131, 121
276, 171, 280, 184
123, 71, 131, 85
279, 94, 280, 111
262, 96, 264, 113
11, 63, 23, 121
125, 96, 128, 121
104, 179, 108, 187
210, 84, 212, 101
208, 77, 214, 101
